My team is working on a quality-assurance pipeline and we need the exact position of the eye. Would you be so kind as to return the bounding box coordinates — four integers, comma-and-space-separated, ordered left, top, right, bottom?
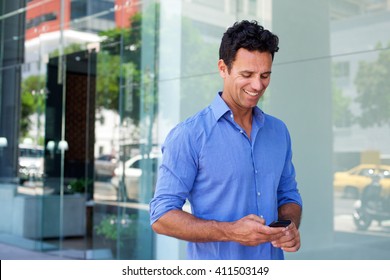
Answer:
260, 73, 271, 79
241, 72, 252, 78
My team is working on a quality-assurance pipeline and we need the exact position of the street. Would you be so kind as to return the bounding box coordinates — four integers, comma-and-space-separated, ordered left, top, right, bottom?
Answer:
334, 191, 390, 238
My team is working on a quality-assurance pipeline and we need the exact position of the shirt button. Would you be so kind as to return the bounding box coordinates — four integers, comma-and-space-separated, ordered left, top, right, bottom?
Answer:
255, 170, 258, 173
240, 130, 243, 133
230, 114, 233, 118
257, 192, 261, 196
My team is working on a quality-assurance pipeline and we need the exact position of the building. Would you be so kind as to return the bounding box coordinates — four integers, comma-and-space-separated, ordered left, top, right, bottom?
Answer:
1, 0, 390, 260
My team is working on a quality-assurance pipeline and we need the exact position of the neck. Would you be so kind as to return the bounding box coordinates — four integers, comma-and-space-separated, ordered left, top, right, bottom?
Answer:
233, 109, 253, 138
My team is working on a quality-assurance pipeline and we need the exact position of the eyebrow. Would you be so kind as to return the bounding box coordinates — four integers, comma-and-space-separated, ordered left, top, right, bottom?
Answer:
239, 70, 272, 75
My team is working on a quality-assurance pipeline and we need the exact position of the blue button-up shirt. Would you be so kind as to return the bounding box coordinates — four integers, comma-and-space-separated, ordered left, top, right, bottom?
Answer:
150, 92, 302, 260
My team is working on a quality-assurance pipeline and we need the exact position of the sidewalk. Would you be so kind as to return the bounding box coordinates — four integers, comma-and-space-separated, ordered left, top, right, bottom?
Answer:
0, 242, 73, 260
1, 231, 390, 260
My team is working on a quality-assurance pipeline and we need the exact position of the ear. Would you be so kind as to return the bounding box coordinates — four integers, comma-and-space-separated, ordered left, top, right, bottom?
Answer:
218, 59, 227, 78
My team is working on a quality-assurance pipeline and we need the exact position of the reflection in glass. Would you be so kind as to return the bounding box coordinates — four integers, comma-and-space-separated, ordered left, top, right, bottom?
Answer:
2, 0, 390, 260
331, 0, 390, 256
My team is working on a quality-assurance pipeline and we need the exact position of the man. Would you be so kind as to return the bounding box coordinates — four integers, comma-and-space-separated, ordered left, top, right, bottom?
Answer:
149, 20, 302, 260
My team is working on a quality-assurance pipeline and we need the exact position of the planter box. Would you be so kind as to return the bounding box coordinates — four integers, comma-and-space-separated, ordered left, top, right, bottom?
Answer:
11, 194, 86, 239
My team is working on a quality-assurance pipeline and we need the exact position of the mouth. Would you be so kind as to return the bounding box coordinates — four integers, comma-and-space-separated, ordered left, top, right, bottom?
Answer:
243, 89, 259, 97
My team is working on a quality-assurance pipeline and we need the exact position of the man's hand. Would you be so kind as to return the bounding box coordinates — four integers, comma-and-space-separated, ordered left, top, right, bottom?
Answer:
229, 214, 286, 246
152, 209, 300, 251
270, 221, 301, 252
271, 202, 302, 252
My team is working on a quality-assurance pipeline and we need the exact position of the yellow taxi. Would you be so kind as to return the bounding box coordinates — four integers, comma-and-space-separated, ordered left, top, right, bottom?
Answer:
333, 164, 390, 198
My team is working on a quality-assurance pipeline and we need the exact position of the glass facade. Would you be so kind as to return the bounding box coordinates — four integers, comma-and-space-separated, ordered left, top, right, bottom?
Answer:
0, 0, 389, 259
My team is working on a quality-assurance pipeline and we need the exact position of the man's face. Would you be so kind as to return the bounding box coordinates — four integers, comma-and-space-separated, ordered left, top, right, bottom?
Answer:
219, 48, 273, 112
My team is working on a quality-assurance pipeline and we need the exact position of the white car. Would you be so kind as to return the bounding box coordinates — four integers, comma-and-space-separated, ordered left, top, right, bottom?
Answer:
18, 144, 44, 183
111, 153, 160, 201
94, 154, 118, 180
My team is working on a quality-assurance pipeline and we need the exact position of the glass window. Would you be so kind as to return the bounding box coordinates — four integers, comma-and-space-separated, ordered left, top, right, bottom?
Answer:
248, 0, 257, 16
379, 169, 390, 178
358, 168, 375, 176
2, 0, 390, 261
333, 61, 350, 78
192, 0, 225, 10
330, 0, 390, 260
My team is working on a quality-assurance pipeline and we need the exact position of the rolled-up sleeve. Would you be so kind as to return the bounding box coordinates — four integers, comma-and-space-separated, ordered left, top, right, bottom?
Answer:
149, 124, 198, 225
277, 128, 302, 208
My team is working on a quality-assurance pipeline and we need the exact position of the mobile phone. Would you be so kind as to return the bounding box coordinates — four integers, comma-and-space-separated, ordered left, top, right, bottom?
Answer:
269, 220, 291, 228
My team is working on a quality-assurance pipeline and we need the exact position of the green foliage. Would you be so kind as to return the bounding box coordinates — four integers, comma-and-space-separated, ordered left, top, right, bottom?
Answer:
96, 13, 142, 122
96, 52, 121, 110
178, 17, 222, 119
20, 75, 46, 138
332, 83, 353, 127
354, 42, 390, 127
49, 43, 84, 57
66, 178, 93, 194
95, 214, 138, 241
99, 13, 142, 66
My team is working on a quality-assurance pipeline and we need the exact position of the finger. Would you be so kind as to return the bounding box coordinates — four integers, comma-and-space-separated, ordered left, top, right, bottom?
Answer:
281, 240, 301, 252
272, 231, 300, 252
246, 214, 265, 223
265, 229, 286, 242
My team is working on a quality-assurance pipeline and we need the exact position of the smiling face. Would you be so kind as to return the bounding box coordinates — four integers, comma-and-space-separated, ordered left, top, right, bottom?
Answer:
218, 48, 273, 115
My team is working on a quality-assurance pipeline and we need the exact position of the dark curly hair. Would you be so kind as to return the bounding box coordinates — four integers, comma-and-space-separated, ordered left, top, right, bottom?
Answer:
219, 20, 279, 72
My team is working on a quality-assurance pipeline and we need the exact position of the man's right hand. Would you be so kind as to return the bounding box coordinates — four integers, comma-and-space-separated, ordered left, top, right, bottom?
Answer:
228, 214, 286, 246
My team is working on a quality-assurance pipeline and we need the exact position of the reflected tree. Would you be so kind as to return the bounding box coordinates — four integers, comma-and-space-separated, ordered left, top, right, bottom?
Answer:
20, 75, 46, 143
97, 13, 142, 125
180, 18, 221, 118
332, 83, 353, 128
354, 42, 390, 128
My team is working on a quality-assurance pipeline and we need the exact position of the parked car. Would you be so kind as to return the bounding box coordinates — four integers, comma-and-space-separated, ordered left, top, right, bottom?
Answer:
94, 154, 118, 180
18, 143, 44, 184
333, 164, 390, 198
111, 153, 160, 201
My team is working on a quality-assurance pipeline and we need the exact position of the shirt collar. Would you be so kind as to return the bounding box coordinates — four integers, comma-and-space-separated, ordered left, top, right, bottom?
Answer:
210, 92, 265, 127
210, 92, 230, 121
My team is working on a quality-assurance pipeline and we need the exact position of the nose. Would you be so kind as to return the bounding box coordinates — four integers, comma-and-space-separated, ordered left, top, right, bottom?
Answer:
251, 76, 264, 92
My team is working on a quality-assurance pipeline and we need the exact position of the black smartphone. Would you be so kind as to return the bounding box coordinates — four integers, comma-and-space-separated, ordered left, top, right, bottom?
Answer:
269, 220, 291, 228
